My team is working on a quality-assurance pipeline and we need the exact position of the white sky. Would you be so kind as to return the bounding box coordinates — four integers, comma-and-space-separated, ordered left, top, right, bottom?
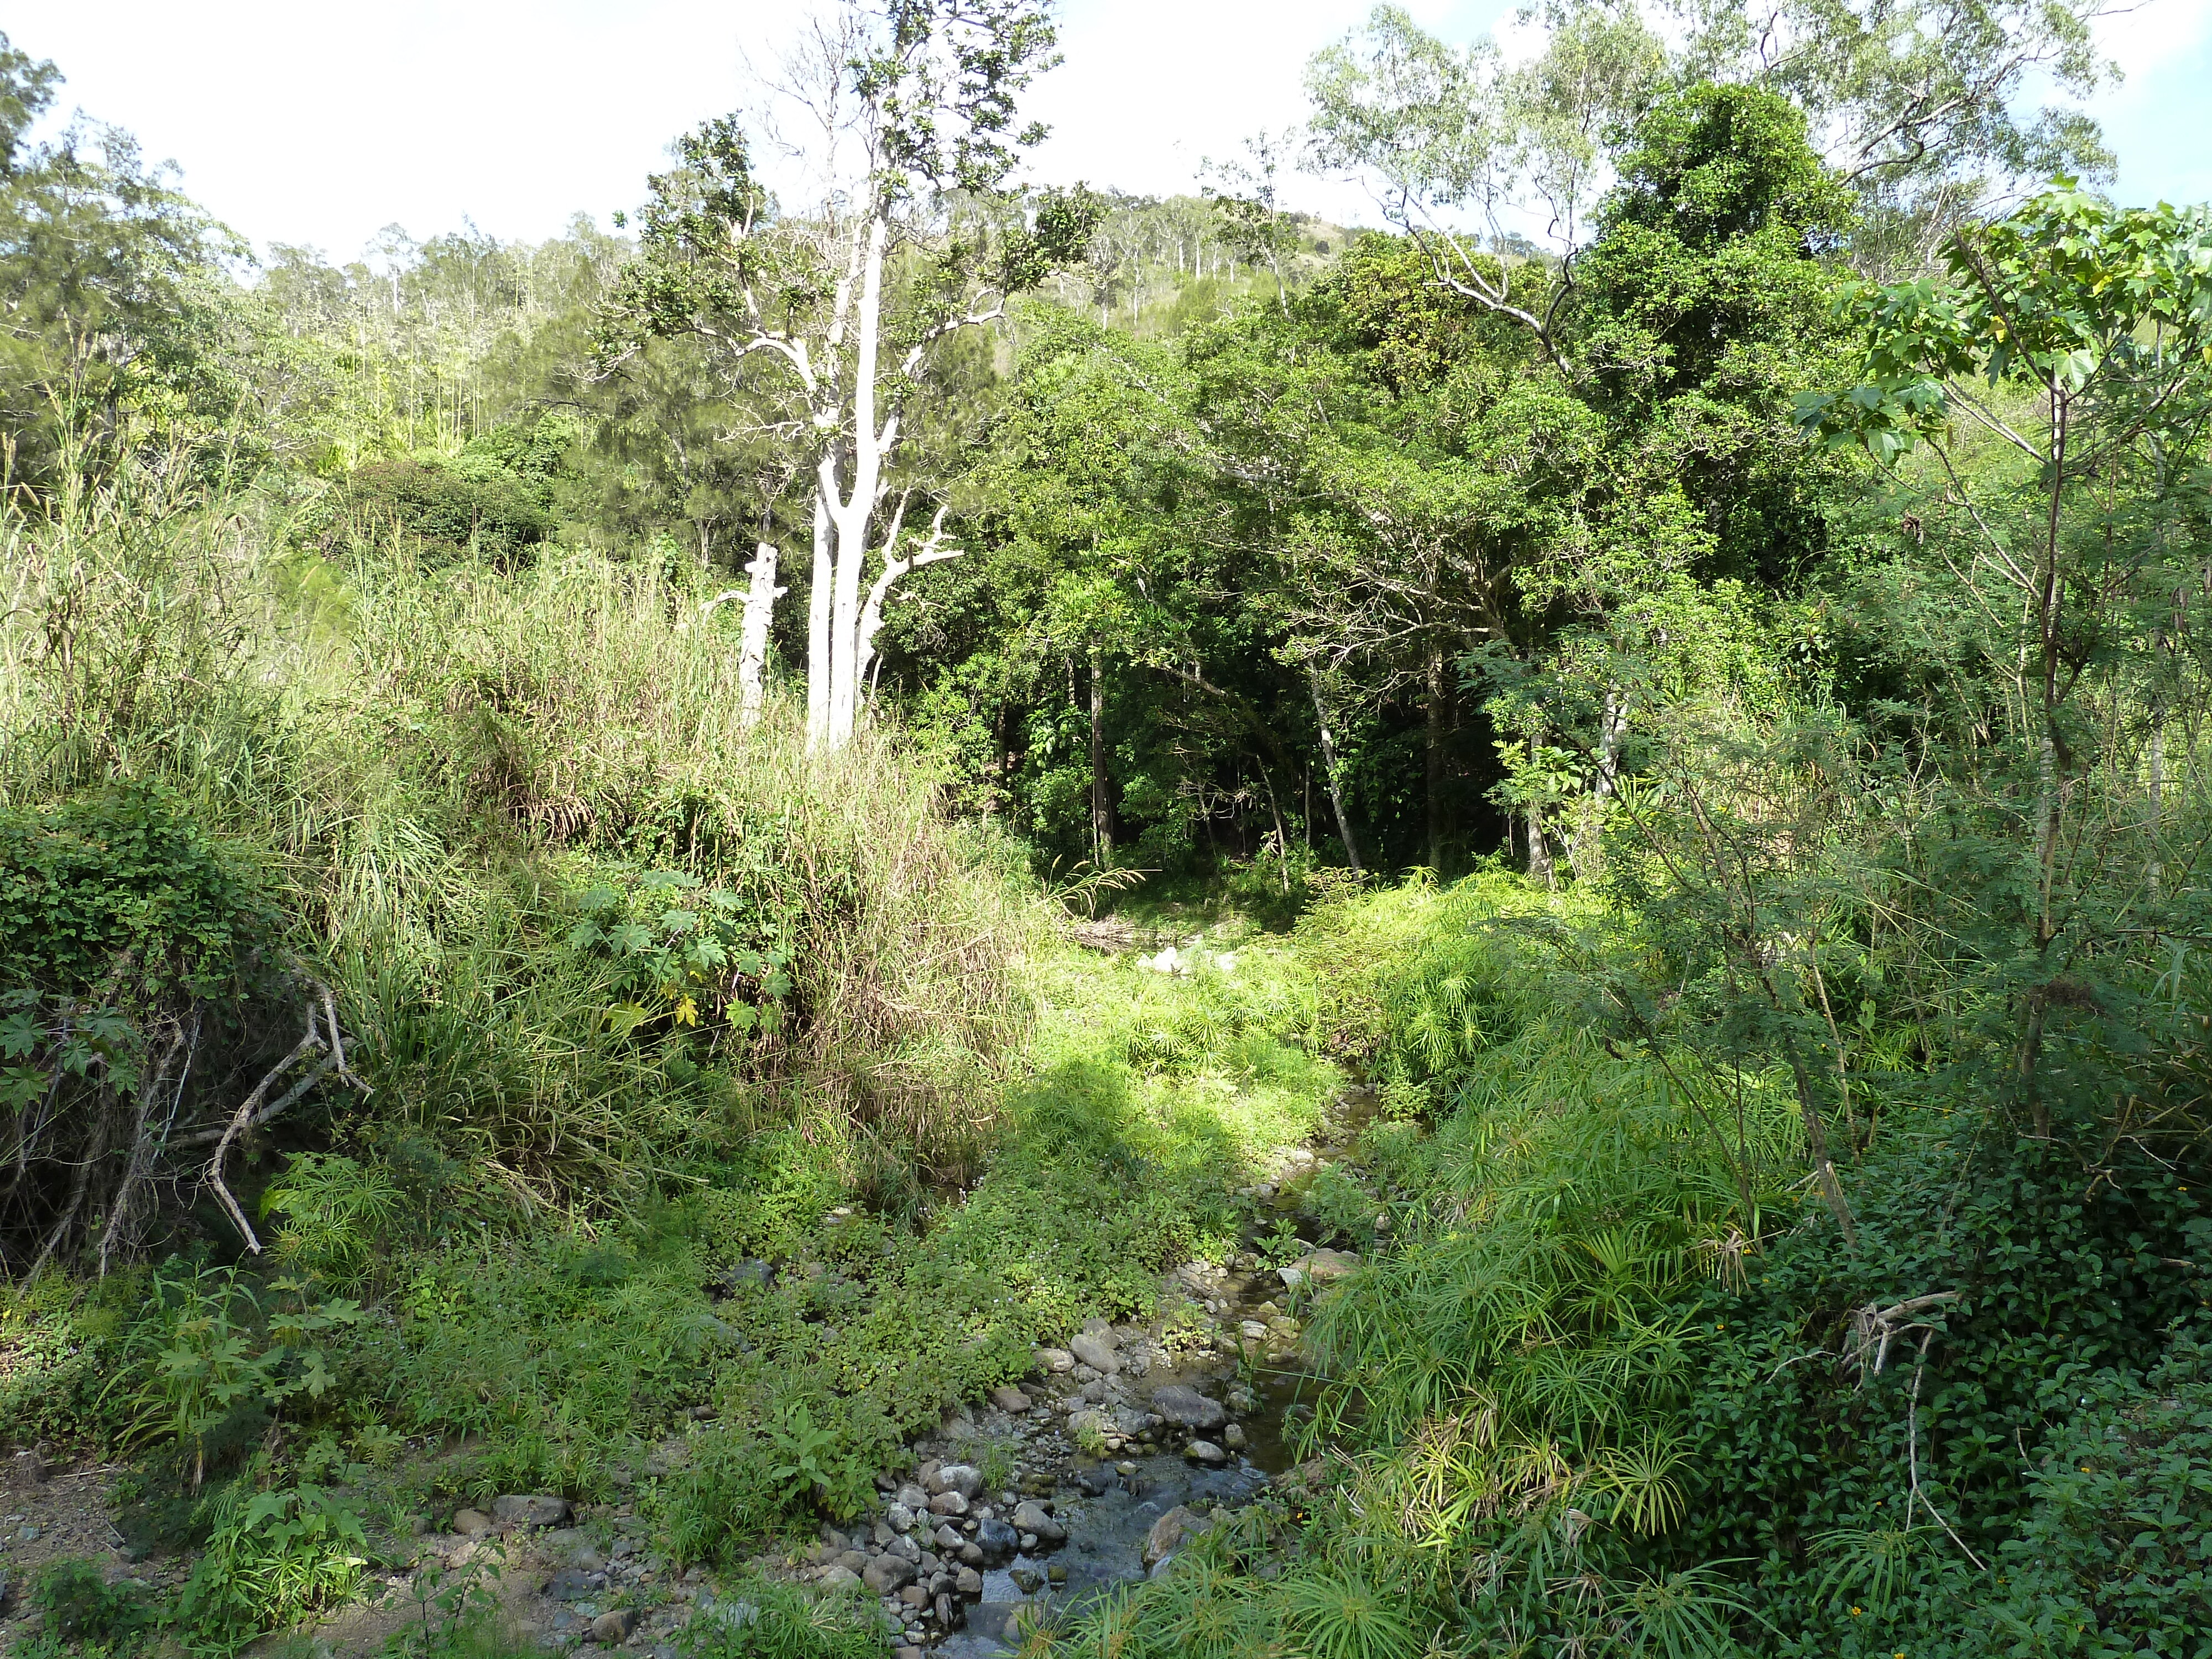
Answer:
8, 0, 2208, 266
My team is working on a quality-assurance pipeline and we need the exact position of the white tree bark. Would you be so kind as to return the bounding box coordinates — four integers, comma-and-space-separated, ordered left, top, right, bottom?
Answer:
738, 540, 785, 726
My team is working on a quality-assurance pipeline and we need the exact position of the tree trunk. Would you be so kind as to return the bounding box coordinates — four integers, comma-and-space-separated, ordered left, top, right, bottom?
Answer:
826, 216, 890, 750
806, 482, 833, 750
1424, 644, 1449, 874
1089, 641, 1112, 865
1307, 662, 1361, 877
738, 540, 784, 727
1527, 735, 1555, 889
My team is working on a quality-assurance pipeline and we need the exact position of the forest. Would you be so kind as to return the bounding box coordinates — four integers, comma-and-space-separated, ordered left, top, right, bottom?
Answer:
2, 0, 2209, 1655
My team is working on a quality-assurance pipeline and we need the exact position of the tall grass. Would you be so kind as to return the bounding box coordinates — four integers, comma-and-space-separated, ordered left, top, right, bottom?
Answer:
1, 462, 1040, 1223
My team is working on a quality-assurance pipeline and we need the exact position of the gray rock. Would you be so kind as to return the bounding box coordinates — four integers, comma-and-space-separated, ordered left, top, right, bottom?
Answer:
956, 1566, 983, 1595
493, 1494, 572, 1528
885, 1502, 916, 1533
837, 1550, 868, 1575
548, 1569, 606, 1602
1035, 1348, 1075, 1374
895, 1482, 930, 1511
862, 1556, 916, 1594
988, 1384, 1032, 1413
1143, 1504, 1214, 1567
1185, 1440, 1229, 1465
887, 1533, 922, 1565
899, 1584, 931, 1610
1149, 1384, 1228, 1430
935, 1591, 956, 1628
927, 1490, 969, 1516
1010, 1501, 1065, 1543
1223, 1423, 1247, 1451
819, 1566, 862, 1590
933, 1522, 964, 1551
896, 1648, 925, 1659
1068, 1332, 1120, 1373
927, 1463, 983, 1500
7, 1451, 46, 1488
589, 1609, 637, 1644
453, 1507, 494, 1537
974, 1517, 1019, 1562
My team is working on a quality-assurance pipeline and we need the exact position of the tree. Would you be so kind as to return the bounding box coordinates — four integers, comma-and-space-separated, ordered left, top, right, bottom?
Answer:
0, 32, 245, 488
597, 2, 1098, 750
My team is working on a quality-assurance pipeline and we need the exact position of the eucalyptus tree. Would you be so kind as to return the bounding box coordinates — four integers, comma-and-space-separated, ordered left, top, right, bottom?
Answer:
0, 33, 245, 487
597, 1, 1097, 751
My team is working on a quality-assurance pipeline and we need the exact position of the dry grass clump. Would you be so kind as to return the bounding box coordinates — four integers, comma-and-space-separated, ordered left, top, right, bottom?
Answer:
2, 471, 1040, 1215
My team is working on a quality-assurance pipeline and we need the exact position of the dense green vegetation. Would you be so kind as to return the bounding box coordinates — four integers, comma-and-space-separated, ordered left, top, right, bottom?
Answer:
3, 0, 2209, 1655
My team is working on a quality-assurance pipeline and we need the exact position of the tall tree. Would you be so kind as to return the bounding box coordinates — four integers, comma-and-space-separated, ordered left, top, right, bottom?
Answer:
597, 2, 1097, 750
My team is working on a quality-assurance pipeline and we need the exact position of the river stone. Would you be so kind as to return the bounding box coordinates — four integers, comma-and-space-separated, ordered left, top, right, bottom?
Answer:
927, 1490, 969, 1516
589, 1609, 637, 1644
1068, 1332, 1120, 1372
1224, 1423, 1247, 1451
863, 1556, 916, 1594
1036, 1348, 1076, 1374
899, 1584, 930, 1609
453, 1508, 494, 1537
1149, 1384, 1227, 1430
1282, 1248, 1360, 1288
1185, 1439, 1229, 1465
974, 1517, 1019, 1562
547, 1569, 603, 1602
933, 1522, 963, 1550
928, 1463, 984, 1499
1142, 1505, 1214, 1567
1068, 1407, 1110, 1443
1010, 1501, 1065, 1543
888, 1532, 922, 1564
885, 1502, 915, 1533
493, 1494, 571, 1528
956, 1567, 983, 1595
896, 1483, 930, 1511
838, 1550, 868, 1575
989, 1384, 1032, 1412
936, 1591, 957, 1628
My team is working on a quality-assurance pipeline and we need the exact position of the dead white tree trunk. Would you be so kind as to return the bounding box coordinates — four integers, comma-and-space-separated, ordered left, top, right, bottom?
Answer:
738, 541, 785, 726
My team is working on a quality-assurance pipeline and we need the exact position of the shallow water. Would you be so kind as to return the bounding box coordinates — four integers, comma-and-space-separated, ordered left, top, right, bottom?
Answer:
937, 1447, 1272, 1657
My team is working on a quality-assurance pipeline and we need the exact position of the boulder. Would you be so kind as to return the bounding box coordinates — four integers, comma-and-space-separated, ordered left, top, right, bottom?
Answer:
1149, 1384, 1227, 1430
1068, 1332, 1120, 1373
493, 1494, 572, 1528
589, 1609, 637, 1644
927, 1463, 984, 1500
1010, 1501, 1065, 1543
1142, 1505, 1213, 1567
862, 1556, 917, 1594
452, 1508, 494, 1537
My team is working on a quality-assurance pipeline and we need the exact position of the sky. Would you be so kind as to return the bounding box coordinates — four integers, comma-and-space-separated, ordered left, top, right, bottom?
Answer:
8, 0, 2210, 267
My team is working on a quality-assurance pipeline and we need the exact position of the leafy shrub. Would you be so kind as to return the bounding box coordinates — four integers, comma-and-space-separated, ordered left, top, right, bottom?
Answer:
262, 1154, 403, 1288
0, 785, 286, 1274
114, 1266, 363, 1487
674, 1571, 887, 1659
335, 458, 552, 568
176, 1483, 369, 1651
30, 1557, 149, 1643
